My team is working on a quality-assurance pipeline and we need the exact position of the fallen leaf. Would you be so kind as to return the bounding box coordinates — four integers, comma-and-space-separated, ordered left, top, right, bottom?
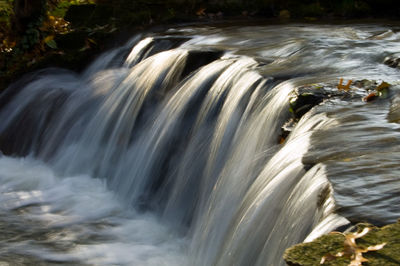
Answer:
375, 81, 390, 91
363, 92, 377, 102
43, 35, 54, 43
196, 8, 206, 16
337, 78, 353, 91
320, 227, 386, 265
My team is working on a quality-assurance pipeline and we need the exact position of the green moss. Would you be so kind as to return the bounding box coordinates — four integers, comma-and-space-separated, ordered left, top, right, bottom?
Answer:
284, 233, 349, 265
284, 220, 400, 266
356, 223, 400, 265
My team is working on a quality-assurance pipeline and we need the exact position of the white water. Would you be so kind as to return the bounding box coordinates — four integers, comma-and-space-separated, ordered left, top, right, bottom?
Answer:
0, 156, 187, 266
2, 23, 400, 265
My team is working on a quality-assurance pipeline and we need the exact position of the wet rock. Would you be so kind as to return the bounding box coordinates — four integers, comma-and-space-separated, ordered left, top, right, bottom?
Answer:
288, 80, 391, 119
280, 80, 386, 143
289, 85, 328, 120
144, 36, 192, 59
279, 84, 330, 143
383, 54, 400, 68
353, 79, 377, 90
362, 81, 391, 102
284, 220, 400, 266
181, 49, 224, 78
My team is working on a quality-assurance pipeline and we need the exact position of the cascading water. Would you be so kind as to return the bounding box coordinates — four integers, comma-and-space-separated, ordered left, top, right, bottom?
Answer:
1, 23, 400, 265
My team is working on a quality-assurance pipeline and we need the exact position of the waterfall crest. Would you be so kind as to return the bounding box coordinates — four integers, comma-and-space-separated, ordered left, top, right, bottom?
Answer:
0, 31, 356, 266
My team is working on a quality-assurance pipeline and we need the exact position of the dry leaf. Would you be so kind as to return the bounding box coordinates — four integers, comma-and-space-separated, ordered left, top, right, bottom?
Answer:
363, 92, 377, 102
375, 81, 390, 91
337, 78, 353, 91
196, 8, 206, 16
321, 227, 386, 265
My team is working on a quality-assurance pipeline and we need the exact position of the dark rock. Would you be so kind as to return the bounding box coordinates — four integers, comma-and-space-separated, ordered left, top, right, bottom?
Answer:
279, 84, 329, 144
181, 49, 224, 79
384, 54, 400, 68
280, 84, 331, 144
289, 85, 327, 120
144, 36, 192, 59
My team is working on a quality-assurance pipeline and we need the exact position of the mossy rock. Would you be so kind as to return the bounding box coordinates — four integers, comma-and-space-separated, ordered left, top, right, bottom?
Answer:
283, 220, 400, 266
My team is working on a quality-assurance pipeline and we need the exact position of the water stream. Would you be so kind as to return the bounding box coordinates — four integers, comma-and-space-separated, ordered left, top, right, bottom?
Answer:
0, 22, 399, 265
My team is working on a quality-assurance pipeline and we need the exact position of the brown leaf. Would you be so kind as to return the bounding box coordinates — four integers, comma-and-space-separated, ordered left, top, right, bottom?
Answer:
320, 227, 386, 265
375, 81, 390, 91
337, 78, 353, 91
196, 8, 206, 16
363, 92, 377, 102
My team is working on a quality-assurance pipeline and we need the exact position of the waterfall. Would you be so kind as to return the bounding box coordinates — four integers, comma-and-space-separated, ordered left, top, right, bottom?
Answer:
0, 32, 353, 265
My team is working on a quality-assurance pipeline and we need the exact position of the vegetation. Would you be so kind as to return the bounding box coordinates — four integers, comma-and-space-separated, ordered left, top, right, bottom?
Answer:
0, 0, 97, 90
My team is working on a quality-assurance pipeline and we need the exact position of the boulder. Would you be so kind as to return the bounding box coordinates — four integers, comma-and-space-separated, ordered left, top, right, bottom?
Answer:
284, 220, 400, 266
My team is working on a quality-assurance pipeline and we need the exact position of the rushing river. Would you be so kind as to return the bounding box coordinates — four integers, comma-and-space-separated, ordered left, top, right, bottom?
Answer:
0, 23, 399, 265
